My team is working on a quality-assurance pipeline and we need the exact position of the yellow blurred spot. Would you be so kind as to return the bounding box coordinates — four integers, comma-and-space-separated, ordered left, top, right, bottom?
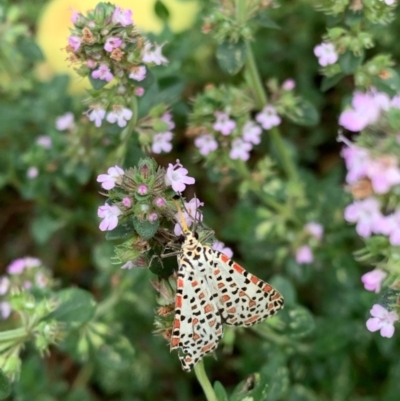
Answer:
36, 0, 199, 93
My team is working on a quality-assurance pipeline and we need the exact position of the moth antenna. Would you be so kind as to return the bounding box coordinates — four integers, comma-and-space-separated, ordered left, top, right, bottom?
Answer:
174, 200, 190, 234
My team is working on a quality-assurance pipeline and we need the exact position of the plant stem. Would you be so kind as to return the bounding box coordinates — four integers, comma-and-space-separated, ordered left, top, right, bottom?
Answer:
245, 42, 299, 182
0, 327, 28, 342
194, 360, 219, 401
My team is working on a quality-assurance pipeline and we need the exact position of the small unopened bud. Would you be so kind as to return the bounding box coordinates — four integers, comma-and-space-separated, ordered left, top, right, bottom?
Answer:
148, 212, 158, 222
155, 197, 166, 207
138, 184, 148, 195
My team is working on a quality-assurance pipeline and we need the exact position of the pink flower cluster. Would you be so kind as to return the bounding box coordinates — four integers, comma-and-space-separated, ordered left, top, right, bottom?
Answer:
152, 113, 175, 154
339, 90, 400, 132
87, 105, 133, 128
295, 222, 324, 264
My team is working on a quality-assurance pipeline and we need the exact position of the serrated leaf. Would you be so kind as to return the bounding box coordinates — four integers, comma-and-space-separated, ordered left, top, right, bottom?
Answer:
286, 100, 319, 126
133, 216, 159, 239
50, 288, 96, 328
213, 381, 229, 401
320, 73, 346, 91
339, 51, 363, 74
106, 218, 136, 240
216, 40, 247, 75
0, 370, 11, 400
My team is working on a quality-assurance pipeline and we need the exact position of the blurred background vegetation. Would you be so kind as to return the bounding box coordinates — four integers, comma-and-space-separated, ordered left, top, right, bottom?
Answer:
2, 0, 400, 400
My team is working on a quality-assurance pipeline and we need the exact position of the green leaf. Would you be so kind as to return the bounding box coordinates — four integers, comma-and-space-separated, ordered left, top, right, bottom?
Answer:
154, 0, 170, 22
31, 215, 64, 245
133, 216, 159, 239
216, 40, 247, 75
280, 305, 315, 339
50, 288, 97, 328
149, 251, 178, 278
88, 75, 108, 90
288, 384, 318, 401
339, 51, 363, 74
106, 218, 136, 240
0, 370, 11, 400
213, 381, 229, 401
256, 13, 281, 30
320, 73, 346, 91
286, 99, 319, 126
269, 275, 297, 306
157, 76, 185, 104
371, 68, 400, 96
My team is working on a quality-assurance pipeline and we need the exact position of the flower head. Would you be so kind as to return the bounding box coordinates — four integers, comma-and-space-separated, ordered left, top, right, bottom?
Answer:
27, 167, 38, 179
282, 79, 296, 91
104, 37, 122, 52
142, 43, 168, 65
98, 203, 122, 231
242, 121, 262, 145
129, 66, 146, 81
366, 304, 398, 338
341, 144, 371, 184
314, 42, 338, 66
87, 106, 106, 127
305, 222, 324, 240
152, 132, 173, 154
97, 166, 124, 190
56, 112, 75, 131
106, 107, 133, 128
92, 64, 113, 82
229, 138, 252, 161
295, 245, 313, 264
7, 257, 40, 275
256, 105, 281, 130
174, 198, 204, 235
122, 197, 132, 207
213, 112, 236, 136
194, 134, 218, 156
161, 113, 175, 130
212, 241, 233, 258
36, 136, 52, 149
68, 36, 81, 52
366, 156, 400, 194
165, 160, 195, 193
112, 7, 134, 26
361, 269, 387, 293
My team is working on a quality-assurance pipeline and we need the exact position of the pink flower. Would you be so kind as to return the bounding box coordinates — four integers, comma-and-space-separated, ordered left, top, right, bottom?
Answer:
68, 36, 81, 52
366, 304, 398, 338
391, 95, 400, 108
92, 64, 113, 82
313, 42, 338, 66
165, 160, 195, 193
88, 106, 106, 127
142, 43, 168, 65
104, 37, 122, 52
97, 166, 124, 190
112, 7, 133, 26
161, 113, 175, 130
212, 241, 233, 258
344, 198, 382, 238
174, 198, 204, 235
282, 79, 296, 91
212, 112, 236, 135
361, 269, 387, 293
70, 9, 79, 23
148, 213, 158, 222
152, 132, 173, 154
122, 197, 132, 207
56, 112, 75, 131
229, 138, 252, 161
339, 92, 381, 132
7, 257, 40, 275
242, 121, 262, 145
295, 245, 313, 264
0, 277, 10, 295
305, 222, 324, 240
27, 167, 38, 179
137, 184, 148, 195
155, 197, 166, 207
87, 59, 96, 68
106, 107, 133, 127
341, 144, 370, 184
98, 203, 122, 231
0, 302, 11, 319
134, 87, 145, 97
374, 211, 400, 246
36, 136, 52, 149
380, 0, 395, 5
121, 261, 134, 269
194, 134, 218, 156
256, 105, 281, 130
129, 66, 146, 81
366, 156, 400, 194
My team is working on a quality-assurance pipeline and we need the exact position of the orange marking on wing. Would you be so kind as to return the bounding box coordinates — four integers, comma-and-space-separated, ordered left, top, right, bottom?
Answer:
251, 276, 259, 284
217, 282, 225, 289
201, 342, 215, 352
177, 278, 184, 289
244, 315, 259, 324
175, 295, 182, 309
192, 318, 199, 325
263, 284, 272, 292
227, 307, 236, 313
268, 303, 274, 309
173, 319, 180, 329
233, 263, 244, 273
249, 300, 256, 307
204, 304, 213, 313
199, 292, 205, 299
191, 280, 199, 287
272, 292, 281, 300
213, 269, 221, 275
209, 320, 216, 327
171, 337, 180, 347
239, 290, 246, 297
185, 356, 193, 363
193, 333, 200, 341
221, 254, 229, 263
221, 295, 230, 302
